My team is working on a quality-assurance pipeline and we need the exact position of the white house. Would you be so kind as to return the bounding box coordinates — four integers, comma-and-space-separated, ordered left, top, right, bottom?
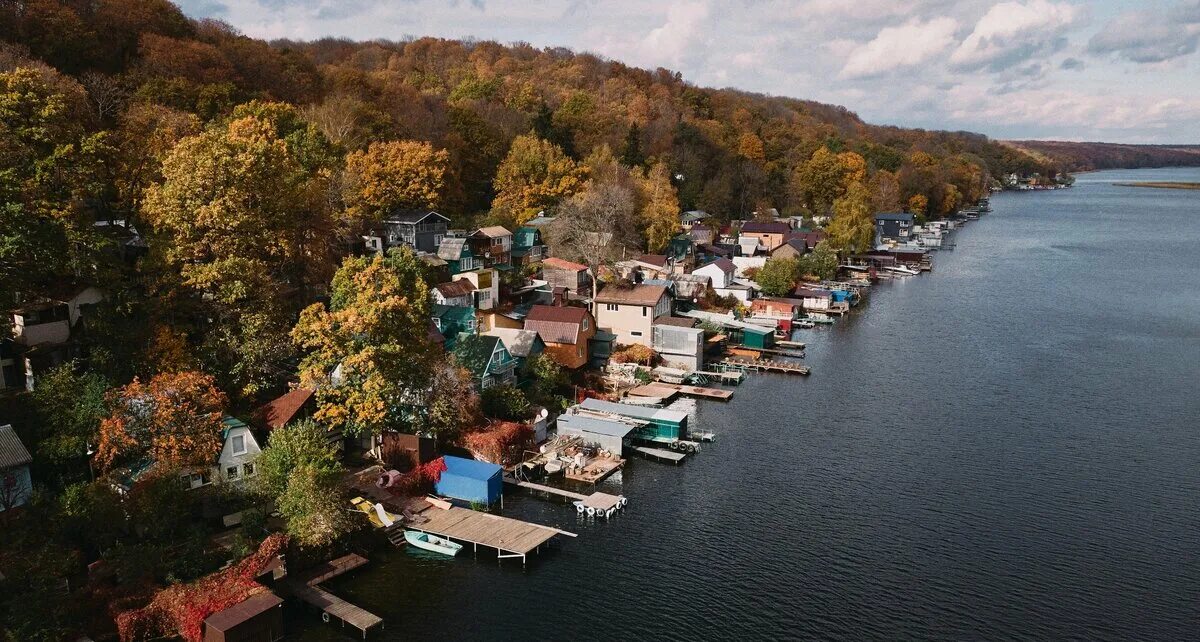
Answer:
454, 268, 500, 311
693, 258, 754, 303
432, 278, 476, 307
182, 416, 263, 490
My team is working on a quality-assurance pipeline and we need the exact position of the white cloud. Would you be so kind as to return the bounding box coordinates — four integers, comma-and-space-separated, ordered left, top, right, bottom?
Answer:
839, 17, 959, 79
1088, 2, 1200, 64
590, 1, 710, 70
950, 0, 1084, 71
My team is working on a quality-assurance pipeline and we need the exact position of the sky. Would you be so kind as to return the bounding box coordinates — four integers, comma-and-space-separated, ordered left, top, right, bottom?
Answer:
175, 0, 1200, 144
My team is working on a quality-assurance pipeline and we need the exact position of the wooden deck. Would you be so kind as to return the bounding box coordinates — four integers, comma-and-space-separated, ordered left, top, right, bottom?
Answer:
627, 382, 681, 402
632, 445, 688, 464
287, 554, 382, 639
719, 357, 811, 376
503, 478, 627, 516
659, 382, 733, 401
408, 506, 574, 564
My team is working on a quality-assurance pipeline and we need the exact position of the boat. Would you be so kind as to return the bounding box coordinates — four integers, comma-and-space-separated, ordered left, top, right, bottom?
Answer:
350, 496, 401, 529
799, 315, 835, 325
793, 319, 816, 329
884, 265, 920, 276
404, 530, 463, 556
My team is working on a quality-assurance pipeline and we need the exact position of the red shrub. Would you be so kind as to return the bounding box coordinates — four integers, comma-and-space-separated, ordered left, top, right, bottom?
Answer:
463, 421, 534, 466
389, 457, 448, 497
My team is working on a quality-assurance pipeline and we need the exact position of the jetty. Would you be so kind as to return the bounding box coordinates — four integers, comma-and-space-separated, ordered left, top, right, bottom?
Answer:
503, 477, 627, 518
628, 381, 733, 401
405, 505, 574, 566
718, 357, 811, 376
632, 445, 688, 464
286, 554, 382, 639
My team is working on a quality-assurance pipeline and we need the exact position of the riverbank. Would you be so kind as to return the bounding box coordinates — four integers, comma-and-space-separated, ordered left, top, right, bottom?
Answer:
1113, 181, 1200, 190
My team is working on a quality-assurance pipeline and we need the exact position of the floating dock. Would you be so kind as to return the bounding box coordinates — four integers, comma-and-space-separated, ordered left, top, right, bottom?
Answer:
287, 554, 382, 639
632, 445, 688, 464
406, 505, 574, 565
719, 357, 811, 376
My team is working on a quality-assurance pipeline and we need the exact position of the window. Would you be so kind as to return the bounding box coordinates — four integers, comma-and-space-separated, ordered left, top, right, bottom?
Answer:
631, 331, 643, 337
582, 318, 589, 330
642, 306, 648, 317
606, 304, 618, 311
226, 466, 239, 480
231, 435, 246, 455
243, 463, 255, 477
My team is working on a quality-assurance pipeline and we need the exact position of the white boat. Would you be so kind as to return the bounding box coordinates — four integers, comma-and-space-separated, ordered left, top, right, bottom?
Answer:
884, 265, 920, 276
404, 530, 463, 556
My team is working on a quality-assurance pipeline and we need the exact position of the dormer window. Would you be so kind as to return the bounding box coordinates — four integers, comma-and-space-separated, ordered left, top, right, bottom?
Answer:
231, 434, 246, 455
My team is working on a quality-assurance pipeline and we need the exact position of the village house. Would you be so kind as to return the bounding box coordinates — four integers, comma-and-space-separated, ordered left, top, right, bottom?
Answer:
0, 424, 33, 511
481, 327, 544, 374
651, 317, 705, 371
454, 268, 500, 310
688, 224, 715, 245
469, 226, 513, 267
511, 226, 546, 265
3, 285, 104, 391
875, 212, 914, 244
436, 236, 481, 273
787, 229, 827, 250
363, 210, 449, 254
739, 221, 791, 253
452, 335, 517, 390
523, 304, 596, 369
750, 297, 802, 321
594, 283, 671, 346
771, 238, 810, 260
693, 258, 753, 303
431, 304, 477, 348
680, 210, 709, 229
615, 254, 675, 281
182, 417, 263, 490
540, 257, 592, 299
666, 273, 711, 303
792, 287, 835, 312
432, 278, 476, 308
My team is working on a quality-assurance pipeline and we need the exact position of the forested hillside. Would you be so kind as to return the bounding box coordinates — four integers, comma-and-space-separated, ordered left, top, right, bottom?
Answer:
1005, 140, 1200, 172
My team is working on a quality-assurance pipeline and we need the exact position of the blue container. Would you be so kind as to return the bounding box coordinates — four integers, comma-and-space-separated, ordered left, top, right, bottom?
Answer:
435, 456, 503, 505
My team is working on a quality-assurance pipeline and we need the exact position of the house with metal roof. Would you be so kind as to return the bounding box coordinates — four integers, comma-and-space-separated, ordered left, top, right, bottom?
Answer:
432, 278, 476, 307
555, 413, 637, 454
511, 226, 546, 265
523, 304, 596, 369
0, 424, 32, 511
431, 304, 477, 349
576, 397, 689, 442
875, 212, 914, 243
436, 236, 480, 273
482, 328, 544, 375
363, 209, 449, 254
594, 283, 672, 347
469, 226, 513, 267
452, 334, 517, 390
435, 456, 503, 505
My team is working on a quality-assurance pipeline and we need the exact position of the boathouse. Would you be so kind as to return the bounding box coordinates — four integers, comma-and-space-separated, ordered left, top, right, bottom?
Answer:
741, 326, 776, 350
202, 591, 283, 642
435, 456, 503, 505
556, 413, 636, 454
577, 398, 688, 442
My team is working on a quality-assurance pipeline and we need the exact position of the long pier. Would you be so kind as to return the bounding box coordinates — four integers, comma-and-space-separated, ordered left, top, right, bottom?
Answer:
287, 554, 382, 639
503, 477, 627, 517
719, 357, 811, 376
406, 505, 575, 566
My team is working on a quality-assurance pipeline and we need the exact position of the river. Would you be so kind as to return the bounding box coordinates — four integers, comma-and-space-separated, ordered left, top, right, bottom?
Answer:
296, 167, 1200, 641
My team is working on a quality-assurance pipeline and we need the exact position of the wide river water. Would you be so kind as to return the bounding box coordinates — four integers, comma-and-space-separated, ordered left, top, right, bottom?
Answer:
298, 167, 1200, 641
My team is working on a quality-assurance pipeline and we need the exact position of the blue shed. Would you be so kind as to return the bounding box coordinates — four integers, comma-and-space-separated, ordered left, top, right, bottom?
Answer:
435, 456, 503, 505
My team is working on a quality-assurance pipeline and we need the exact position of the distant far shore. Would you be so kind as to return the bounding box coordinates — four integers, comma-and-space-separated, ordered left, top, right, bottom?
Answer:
1113, 181, 1200, 190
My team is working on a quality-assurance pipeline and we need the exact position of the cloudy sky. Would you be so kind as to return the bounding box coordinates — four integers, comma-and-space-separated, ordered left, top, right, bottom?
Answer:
176, 0, 1200, 143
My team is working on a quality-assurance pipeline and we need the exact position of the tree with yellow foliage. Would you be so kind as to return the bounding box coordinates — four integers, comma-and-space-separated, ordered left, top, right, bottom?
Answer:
491, 134, 587, 227
828, 181, 876, 254
343, 140, 449, 224
907, 194, 929, 217
638, 162, 681, 253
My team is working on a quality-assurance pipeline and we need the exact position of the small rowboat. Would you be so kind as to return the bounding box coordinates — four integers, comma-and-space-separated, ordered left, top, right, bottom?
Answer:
404, 530, 463, 556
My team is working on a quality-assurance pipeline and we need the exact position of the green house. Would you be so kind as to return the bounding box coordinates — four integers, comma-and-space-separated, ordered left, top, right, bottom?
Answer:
511, 226, 545, 265
452, 334, 517, 390
431, 304, 477, 349
577, 398, 689, 442
436, 237, 481, 274
742, 326, 776, 349
667, 233, 695, 263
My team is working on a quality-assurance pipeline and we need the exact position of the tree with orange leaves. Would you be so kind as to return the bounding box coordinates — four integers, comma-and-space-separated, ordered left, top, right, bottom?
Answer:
95, 371, 228, 471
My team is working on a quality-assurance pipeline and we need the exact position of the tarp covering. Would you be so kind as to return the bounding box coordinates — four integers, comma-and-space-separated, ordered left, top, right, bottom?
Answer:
435, 455, 503, 504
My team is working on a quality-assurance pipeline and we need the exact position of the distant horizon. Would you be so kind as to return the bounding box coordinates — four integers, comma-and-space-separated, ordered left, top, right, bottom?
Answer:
176, 0, 1200, 145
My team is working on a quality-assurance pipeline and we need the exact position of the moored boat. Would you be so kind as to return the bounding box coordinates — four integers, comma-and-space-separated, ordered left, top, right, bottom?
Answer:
404, 530, 463, 556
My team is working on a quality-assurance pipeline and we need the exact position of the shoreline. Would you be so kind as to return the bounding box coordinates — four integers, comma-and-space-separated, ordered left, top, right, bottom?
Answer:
1112, 181, 1200, 190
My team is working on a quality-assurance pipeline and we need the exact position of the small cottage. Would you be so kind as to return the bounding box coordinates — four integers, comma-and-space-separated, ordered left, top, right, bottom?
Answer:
482, 327, 545, 371
540, 257, 591, 299
432, 279, 476, 308
469, 226, 513, 267
452, 334, 517, 390
594, 284, 671, 347
523, 304, 595, 369
739, 221, 791, 253
431, 305, 477, 348
0, 425, 32, 511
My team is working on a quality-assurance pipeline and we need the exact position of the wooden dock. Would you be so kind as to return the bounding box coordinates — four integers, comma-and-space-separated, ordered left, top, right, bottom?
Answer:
288, 554, 382, 639
719, 357, 811, 376
503, 478, 627, 517
632, 445, 688, 464
629, 381, 733, 401
407, 506, 574, 565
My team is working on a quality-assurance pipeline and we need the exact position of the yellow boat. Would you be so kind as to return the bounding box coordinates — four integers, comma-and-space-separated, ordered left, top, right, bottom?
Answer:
350, 496, 401, 529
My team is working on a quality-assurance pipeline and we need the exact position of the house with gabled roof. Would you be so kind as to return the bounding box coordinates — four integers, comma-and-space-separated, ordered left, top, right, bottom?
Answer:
437, 237, 481, 273
0, 424, 32, 511
594, 283, 671, 347
431, 304, 477, 349
512, 226, 546, 265
541, 257, 591, 298
363, 209, 450, 254
452, 334, 517, 390
524, 304, 596, 369
739, 221, 791, 253
432, 278, 476, 307
181, 416, 264, 490
482, 328, 544, 376
469, 226, 513, 267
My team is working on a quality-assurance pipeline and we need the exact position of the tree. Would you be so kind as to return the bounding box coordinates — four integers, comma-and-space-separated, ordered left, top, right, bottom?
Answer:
638, 161, 681, 253
524, 353, 569, 409
292, 248, 441, 437
112, 101, 200, 215
255, 418, 342, 500
869, 170, 902, 212
908, 194, 929, 217
142, 109, 336, 399
95, 371, 227, 472
343, 140, 449, 225
491, 134, 587, 227
547, 182, 638, 302
0, 67, 111, 299
30, 361, 108, 481
421, 362, 482, 441
620, 122, 644, 167
481, 385, 531, 422
757, 257, 801, 297
789, 146, 845, 216
804, 241, 840, 281
276, 464, 352, 548
828, 181, 876, 253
